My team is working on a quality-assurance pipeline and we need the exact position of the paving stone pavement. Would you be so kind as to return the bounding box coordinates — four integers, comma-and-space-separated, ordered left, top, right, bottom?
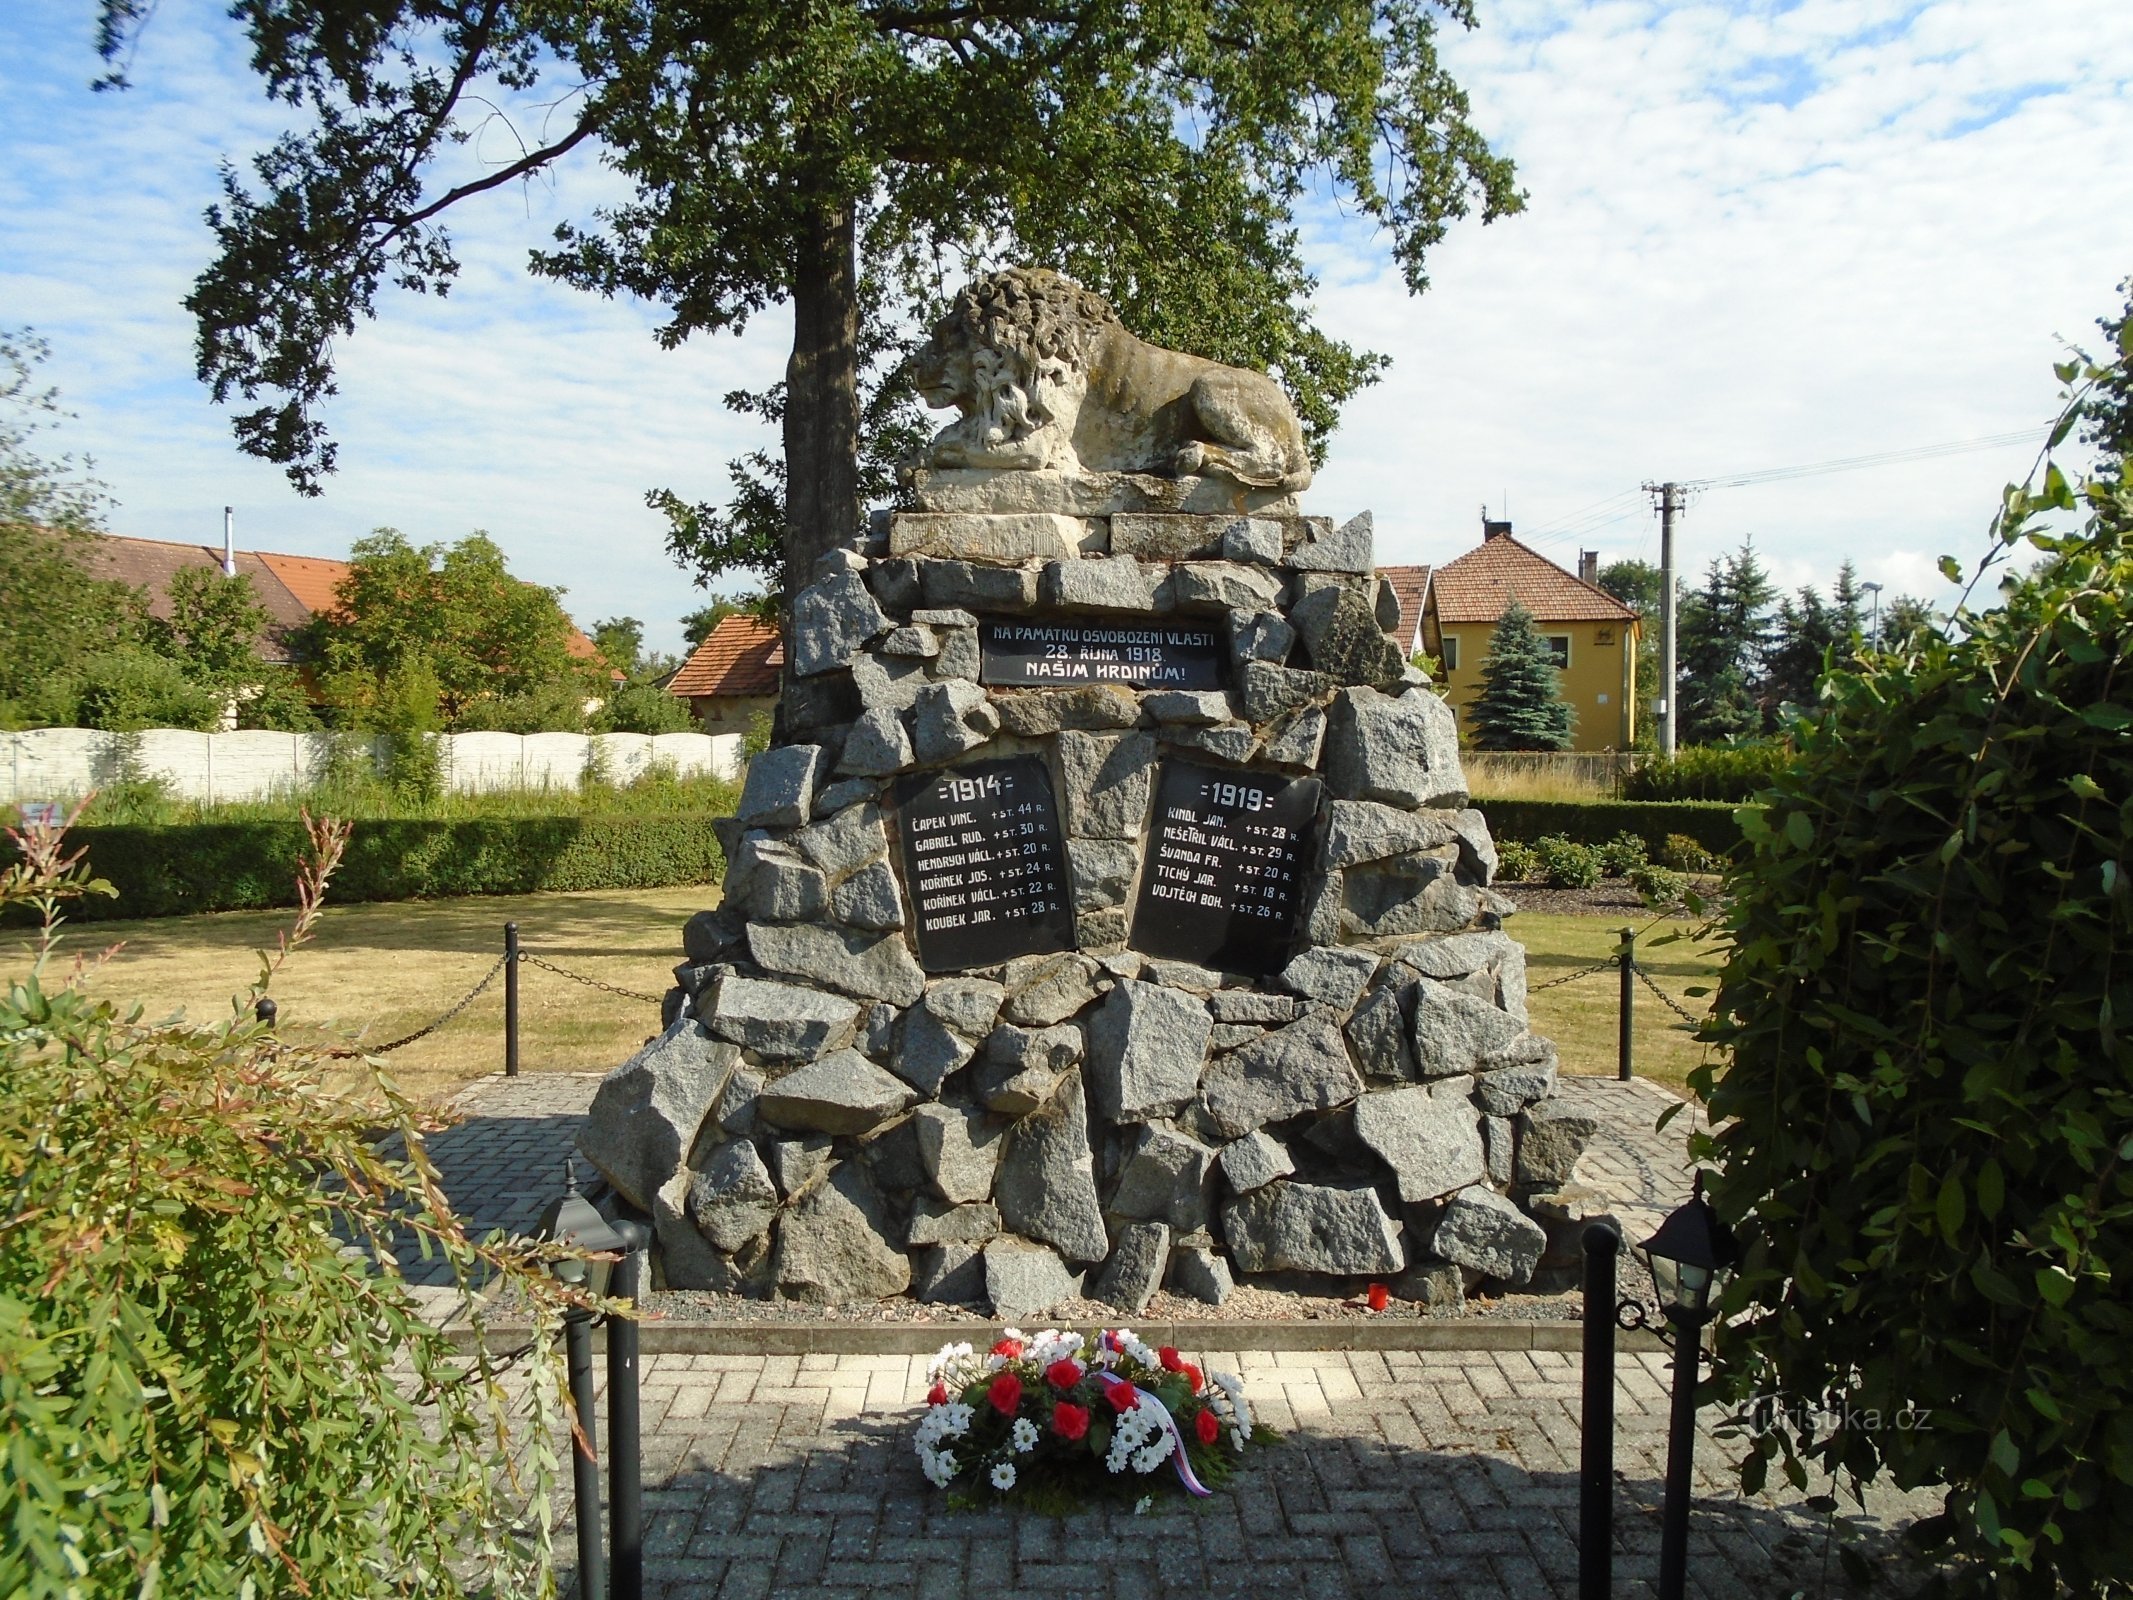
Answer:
543, 1346, 1934, 1600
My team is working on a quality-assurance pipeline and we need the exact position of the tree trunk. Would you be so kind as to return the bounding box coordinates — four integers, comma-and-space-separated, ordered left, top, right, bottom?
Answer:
775, 198, 862, 735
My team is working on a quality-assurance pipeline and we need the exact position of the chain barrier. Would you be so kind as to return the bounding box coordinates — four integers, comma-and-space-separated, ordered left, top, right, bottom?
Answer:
324, 952, 511, 1058
1634, 962, 1707, 1027
1532, 957, 1620, 992
518, 952, 666, 1008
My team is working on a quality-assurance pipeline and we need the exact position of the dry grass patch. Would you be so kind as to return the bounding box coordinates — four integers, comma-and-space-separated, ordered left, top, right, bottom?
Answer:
42, 884, 713, 1104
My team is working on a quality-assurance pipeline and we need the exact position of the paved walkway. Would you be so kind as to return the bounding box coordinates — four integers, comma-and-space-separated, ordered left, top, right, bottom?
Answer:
547, 1346, 1933, 1599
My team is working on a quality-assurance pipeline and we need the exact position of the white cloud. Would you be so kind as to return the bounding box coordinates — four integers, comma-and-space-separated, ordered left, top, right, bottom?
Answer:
2, 0, 2128, 656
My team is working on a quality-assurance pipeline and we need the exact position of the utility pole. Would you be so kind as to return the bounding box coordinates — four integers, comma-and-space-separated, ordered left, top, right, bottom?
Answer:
1642, 481, 1683, 756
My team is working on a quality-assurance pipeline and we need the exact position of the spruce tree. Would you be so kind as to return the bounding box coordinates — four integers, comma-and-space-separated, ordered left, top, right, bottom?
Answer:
1469, 601, 1575, 750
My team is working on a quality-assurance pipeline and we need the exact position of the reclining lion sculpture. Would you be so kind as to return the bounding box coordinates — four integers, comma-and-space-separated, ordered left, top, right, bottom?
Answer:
909, 267, 1313, 493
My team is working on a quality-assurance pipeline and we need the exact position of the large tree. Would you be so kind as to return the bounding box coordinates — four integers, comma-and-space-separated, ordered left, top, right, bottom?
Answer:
95, 1, 1521, 608
1677, 541, 1775, 744
1596, 557, 1665, 750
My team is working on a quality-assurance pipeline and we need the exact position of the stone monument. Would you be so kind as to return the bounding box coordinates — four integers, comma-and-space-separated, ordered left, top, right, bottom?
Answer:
578, 267, 1597, 1318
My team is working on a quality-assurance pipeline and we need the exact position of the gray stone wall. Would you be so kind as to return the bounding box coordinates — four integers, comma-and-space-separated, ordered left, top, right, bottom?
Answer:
579, 479, 1596, 1316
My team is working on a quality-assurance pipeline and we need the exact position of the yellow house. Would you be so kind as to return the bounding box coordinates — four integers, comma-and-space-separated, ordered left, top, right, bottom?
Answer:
1420, 523, 1641, 751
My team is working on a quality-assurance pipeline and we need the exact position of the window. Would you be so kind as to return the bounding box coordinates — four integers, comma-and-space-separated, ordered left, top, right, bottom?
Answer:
1546, 635, 1571, 669
1440, 636, 1460, 671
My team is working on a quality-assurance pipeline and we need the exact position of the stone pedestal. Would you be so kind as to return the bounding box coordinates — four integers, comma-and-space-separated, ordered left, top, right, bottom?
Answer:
581, 481, 1594, 1313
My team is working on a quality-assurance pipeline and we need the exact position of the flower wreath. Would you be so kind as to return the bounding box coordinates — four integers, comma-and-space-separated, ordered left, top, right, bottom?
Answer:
913, 1328, 1270, 1509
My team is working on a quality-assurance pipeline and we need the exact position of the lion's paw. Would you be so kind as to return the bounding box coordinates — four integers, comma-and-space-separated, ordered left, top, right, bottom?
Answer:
1175, 441, 1208, 476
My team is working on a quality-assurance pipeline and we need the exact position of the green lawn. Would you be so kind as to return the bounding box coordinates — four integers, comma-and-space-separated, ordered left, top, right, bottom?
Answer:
24, 889, 1723, 1105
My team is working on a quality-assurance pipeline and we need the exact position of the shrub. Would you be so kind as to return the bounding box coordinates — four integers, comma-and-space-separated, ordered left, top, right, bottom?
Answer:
1693, 390, 2133, 1595
1598, 829, 1649, 877
1622, 741, 1789, 802
10, 812, 729, 921
1494, 839, 1539, 881
1658, 832, 1719, 873
1470, 798, 1744, 861
0, 808, 576, 1596
1628, 862, 1687, 908
1533, 834, 1602, 889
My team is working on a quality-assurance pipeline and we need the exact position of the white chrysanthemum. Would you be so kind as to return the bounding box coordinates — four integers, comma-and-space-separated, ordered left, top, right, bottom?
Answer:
990, 1462, 1017, 1491
984, 1353, 1009, 1373
1134, 1495, 1154, 1516
927, 1341, 975, 1381
940, 1402, 973, 1438
1012, 1418, 1040, 1453
921, 1447, 958, 1487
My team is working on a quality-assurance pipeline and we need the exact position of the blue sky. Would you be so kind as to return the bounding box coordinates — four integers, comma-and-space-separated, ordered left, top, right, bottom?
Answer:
3, 0, 2129, 654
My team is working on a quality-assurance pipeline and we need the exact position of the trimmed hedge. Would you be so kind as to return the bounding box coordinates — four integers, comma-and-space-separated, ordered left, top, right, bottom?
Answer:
1620, 742, 1790, 802
1469, 797, 1748, 858
26, 814, 726, 921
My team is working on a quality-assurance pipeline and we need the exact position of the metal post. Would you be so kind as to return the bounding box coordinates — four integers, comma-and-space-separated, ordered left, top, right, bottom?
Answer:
505, 922, 521, 1078
1618, 927, 1635, 1082
1657, 1311, 1706, 1600
1579, 1223, 1620, 1600
254, 996, 277, 1029
562, 1299, 604, 1600
607, 1221, 650, 1600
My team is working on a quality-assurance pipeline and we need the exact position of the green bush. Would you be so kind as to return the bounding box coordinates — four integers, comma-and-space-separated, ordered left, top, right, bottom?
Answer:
1494, 839, 1539, 881
15, 813, 727, 920
1657, 832, 1719, 873
1622, 741, 1790, 802
1533, 834, 1602, 889
1472, 797, 1745, 860
0, 813, 574, 1597
1597, 829, 1649, 877
1694, 405, 2133, 1593
1627, 862, 1687, 907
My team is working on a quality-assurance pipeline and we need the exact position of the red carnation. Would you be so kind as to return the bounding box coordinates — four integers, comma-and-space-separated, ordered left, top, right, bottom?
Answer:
1102, 1378, 1140, 1414
986, 1372, 1024, 1416
1052, 1401, 1091, 1441
1195, 1408, 1221, 1446
1045, 1358, 1084, 1390
1158, 1346, 1185, 1372
1366, 1281, 1390, 1313
926, 1381, 948, 1406
991, 1336, 1025, 1358
1181, 1364, 1203, 1392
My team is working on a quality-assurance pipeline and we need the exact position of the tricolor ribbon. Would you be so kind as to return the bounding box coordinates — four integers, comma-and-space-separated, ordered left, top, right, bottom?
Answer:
1128, 1386, 1212, 1497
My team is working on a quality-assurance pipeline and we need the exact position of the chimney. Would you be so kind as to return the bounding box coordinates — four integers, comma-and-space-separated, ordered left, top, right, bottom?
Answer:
223, 506, 236, 577
1482, 517, 1513, 541
1579, 549, 1599, 584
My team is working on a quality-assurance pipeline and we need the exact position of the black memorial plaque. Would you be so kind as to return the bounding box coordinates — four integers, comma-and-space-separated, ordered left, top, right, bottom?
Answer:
1128, 760, 1320, 976
894, 755, 1077, 973
978, 618, 1225, 690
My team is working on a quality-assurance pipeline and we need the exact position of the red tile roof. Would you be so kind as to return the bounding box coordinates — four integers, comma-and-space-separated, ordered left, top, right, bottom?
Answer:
1375, 565, 1431, 648
669, 614, 783, 699
1429, 533, 1638, 625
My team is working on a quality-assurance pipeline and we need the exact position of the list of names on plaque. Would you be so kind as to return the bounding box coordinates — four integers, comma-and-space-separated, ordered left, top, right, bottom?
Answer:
1128, 759, 1321, 976
894, 755, 1077, 973
978, 619, 1225, 690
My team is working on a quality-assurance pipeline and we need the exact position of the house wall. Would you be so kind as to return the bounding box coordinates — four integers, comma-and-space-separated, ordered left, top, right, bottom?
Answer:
1, 729, 746, 805
689, 693, 777, 739
1436, 618, 1640, 751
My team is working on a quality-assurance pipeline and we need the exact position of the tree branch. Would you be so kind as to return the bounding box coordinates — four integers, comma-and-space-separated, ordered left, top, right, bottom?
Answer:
365, 105, 602, 250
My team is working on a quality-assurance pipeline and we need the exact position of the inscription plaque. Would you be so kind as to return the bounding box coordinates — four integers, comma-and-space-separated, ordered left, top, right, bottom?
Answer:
978, 618, 1225, 690
894, 755, 1076, 973
1128, 760, 1320, 976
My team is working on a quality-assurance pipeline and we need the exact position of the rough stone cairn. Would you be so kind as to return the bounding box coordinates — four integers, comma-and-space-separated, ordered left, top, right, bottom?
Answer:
580, 267, 1598, 1320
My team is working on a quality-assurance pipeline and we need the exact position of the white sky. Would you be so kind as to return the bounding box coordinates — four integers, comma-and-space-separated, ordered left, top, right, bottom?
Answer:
3, 0, 2128, 654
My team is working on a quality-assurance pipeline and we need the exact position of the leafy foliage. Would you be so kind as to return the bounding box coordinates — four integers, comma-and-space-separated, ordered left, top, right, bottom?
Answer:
0, 807, 577, 1597
1468, 601, 1575, 750
1693, 352, 2133, 1597
1531, 834, 1602, 890
1627, 862, 1687, 908
1597, 830, 1649, 877
1493, 839, 1538, 882
94, 0, 1523, 592
1473, 798, 1744, 860
1623, 742, 1791, 803
307, 531, 596, 731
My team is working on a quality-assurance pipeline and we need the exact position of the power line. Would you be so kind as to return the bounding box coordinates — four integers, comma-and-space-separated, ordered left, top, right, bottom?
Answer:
1684, 427, 2047, 491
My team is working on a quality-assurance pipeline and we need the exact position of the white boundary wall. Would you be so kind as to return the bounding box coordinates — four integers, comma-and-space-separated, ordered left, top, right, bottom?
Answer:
1, 729, 744, 805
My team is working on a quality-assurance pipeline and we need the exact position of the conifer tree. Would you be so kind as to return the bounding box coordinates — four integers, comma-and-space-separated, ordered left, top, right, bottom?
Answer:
1468, 601, 1575, 750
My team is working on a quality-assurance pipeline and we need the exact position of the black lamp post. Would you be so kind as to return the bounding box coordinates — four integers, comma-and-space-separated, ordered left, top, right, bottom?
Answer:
1631, 1174, 1740, 1600
536, 1160, 625, 1600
